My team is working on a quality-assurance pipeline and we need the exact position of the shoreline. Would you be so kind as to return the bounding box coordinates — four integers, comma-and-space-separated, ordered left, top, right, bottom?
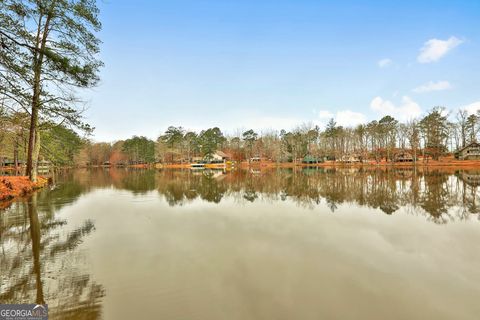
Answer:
0, 176, 48, 208
156, 159, 480, 169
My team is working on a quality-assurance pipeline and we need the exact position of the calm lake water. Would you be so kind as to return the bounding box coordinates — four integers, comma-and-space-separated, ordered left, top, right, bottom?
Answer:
1, 168, 480, 319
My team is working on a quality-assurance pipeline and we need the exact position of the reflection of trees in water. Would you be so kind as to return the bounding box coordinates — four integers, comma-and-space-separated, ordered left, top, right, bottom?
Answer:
156, 170, 228, 205
42, 168, 480, 224
55, 167, 479, 223
420, 172, 451, 223
56, 168, 156, 195
155, 168, 480, 223
0, 191, 105, 319
1, 167, 476, 315
456, 171, 480, 217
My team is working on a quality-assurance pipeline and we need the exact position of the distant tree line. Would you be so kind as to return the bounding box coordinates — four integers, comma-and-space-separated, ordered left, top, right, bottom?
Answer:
68, 106, 480, 166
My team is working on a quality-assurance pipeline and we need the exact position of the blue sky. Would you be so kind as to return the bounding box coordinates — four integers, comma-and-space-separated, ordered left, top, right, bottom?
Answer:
85, 0, 480, 141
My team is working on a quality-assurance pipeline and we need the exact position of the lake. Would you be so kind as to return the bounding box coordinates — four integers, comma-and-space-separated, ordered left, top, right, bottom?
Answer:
1, 167, 479, 319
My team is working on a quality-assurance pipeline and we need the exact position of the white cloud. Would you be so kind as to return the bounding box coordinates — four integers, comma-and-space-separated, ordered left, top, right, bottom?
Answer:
370, 96, 422, 121
335, 110, 367, 127
316, 109, 366, 127
417, 36, 463, 63
317, 110, 334, 119
413, 80, 452, 93
463, 101, 480, 115
378, 58, 392, 68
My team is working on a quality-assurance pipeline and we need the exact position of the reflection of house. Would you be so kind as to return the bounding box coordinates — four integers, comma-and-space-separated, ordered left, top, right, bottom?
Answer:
456, 142, 480, 160
394, 151, 414, 162
458, 171, 480, 187
207, 170, 225, 179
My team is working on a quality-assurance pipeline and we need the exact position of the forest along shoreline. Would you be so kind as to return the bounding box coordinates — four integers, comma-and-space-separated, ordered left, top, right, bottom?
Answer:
156, 157, 480, 169
1, 158, 480, 208
0, 176, 48, 208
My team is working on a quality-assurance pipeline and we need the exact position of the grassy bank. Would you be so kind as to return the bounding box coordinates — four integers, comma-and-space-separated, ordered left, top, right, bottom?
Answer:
0, 176, 48, 207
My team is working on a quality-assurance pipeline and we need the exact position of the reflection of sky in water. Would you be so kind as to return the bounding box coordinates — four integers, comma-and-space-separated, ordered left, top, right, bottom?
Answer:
73, 189, 480, 319
1, 168, 480, 320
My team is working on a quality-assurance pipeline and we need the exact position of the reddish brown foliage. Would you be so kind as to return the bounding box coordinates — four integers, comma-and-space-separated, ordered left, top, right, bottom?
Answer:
0, 176, 48, 205
109, 149, 128, 165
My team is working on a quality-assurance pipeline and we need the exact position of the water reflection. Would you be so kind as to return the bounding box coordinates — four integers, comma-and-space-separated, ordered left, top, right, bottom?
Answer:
152, 168, 478, 224
0, 192, 105, 319
0, 168, 480, 319
42, 168, 480, 224
28, 195, 45, 305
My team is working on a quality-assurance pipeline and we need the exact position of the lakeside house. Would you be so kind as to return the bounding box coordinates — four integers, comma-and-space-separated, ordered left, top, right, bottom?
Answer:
205, 151, 231, 163
191, 156, 204, 163
0, 158, 25, 167
456, 142, 480, 160
394, 151, 414, 162
212, 151, 230, 161
38, 160, 52, 174
249, 156, 262, 163
339, 154, 361, 163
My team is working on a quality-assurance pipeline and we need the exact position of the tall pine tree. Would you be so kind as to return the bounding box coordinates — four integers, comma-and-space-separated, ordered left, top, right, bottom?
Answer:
0, 0, 102, 180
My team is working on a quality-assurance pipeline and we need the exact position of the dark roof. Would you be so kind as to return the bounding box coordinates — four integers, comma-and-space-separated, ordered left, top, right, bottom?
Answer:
458, 141, 480, 153
394, 151, 413, 157
215, 150, 230, 158
1, 158, 25, 164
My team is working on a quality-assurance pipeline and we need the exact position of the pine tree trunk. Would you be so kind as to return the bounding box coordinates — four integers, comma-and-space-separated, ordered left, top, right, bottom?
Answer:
13, 139, 19, 176
26, 12, 52, 181
26, 101, 38, 179
31, 130, 41, 182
